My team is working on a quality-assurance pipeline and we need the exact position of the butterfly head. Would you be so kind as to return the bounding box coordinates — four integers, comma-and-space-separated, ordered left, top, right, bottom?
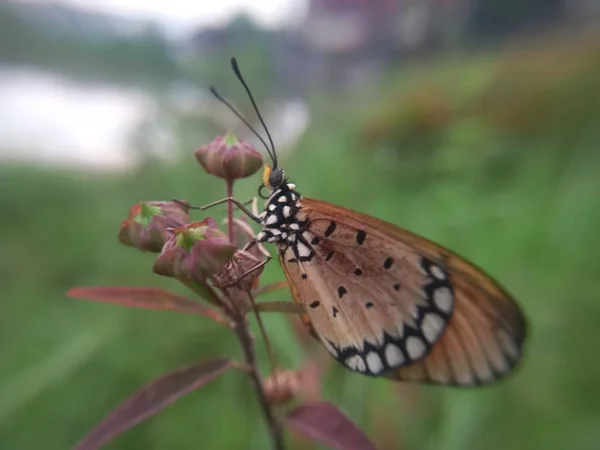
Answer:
262, 164, 286, 191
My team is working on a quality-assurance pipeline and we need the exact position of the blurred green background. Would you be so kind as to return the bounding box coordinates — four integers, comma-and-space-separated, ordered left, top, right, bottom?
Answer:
1, 0, 600, 449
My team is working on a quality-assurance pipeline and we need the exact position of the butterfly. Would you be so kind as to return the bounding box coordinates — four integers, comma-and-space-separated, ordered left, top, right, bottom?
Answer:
218, 58, 527, 387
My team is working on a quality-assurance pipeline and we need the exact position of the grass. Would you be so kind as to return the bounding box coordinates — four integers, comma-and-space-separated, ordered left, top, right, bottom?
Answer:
1, 39, 600, 449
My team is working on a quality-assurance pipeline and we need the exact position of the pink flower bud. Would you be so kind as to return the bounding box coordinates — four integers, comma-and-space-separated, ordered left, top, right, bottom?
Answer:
118, 200, 190, 252
263, 369, 301, 405
152, 218, 236, 283
195, 133, 263, 181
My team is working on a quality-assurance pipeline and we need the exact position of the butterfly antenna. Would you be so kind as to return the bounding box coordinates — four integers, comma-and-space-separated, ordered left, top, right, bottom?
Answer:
209, 86, 275, 163
230, 57, 278, 169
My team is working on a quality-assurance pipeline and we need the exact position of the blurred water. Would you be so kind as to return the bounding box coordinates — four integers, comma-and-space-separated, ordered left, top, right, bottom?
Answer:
0, 66, 310, 170
0, 66, 153, 170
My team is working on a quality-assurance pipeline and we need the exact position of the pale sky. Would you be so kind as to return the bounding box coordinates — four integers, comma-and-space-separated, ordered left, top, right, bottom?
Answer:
45, 0, 308, 31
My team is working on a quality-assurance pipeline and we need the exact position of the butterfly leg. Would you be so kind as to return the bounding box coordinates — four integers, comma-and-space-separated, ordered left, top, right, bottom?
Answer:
218, 254, 273, 288
176, 197, 262, 223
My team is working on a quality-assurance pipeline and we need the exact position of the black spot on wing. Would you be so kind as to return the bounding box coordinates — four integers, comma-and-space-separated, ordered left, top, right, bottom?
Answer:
324, 221, 337, 237
356, 230, 366, 245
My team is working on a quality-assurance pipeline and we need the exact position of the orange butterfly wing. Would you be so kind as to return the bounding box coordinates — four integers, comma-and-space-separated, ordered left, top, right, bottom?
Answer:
278, 197, 527, 386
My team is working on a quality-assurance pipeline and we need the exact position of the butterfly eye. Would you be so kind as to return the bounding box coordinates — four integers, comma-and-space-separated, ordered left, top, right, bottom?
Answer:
268, 168, 285, 189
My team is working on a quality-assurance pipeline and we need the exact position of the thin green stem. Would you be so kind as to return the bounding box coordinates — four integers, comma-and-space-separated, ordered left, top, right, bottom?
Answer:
226, 179, 235, 245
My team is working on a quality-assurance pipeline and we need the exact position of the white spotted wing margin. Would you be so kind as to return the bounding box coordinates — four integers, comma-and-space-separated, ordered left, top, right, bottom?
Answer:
278, 197, 527, 387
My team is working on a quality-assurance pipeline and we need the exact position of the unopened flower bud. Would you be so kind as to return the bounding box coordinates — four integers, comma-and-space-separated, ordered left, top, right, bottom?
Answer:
118, 200, 190, 252
152, 218, 236, 282
195, 133, 263, 180
263, 369, 301, 405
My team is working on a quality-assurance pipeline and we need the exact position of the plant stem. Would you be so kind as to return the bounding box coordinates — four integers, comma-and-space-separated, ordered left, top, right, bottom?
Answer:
226, 179, 235, 245
233, 318, 284, 450
248, 293, 278, 375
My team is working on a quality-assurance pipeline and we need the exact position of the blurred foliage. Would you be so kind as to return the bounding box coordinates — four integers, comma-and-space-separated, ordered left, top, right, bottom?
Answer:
183, 14, 275, 99
467, 0, 565, 38
2, 27, 600, 450
362, 29, 600, 187
0, 2, 178, 87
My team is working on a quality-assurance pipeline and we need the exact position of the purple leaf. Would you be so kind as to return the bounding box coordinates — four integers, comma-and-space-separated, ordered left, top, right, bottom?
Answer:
74, 358, 233, 450
67, 287, 229, 326
287, 402, 377, 450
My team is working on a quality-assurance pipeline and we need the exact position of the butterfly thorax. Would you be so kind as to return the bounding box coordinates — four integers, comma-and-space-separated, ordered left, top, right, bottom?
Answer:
256, 181, 308, 246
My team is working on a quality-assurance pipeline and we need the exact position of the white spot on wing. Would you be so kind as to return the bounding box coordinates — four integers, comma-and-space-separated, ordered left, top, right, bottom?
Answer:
256, 231, 266, 241
345, 355, 366, 372
289, 223, 300, 230
287, 183, 296, 190
421, 313, 445, 343
365, 330, 386, 347
433, 287, 453, 313
411, 305, 420, 320
385, 343, 405, 367
456, 373, 475, 386
487, 341, 510, 374
395, 323, 405, 338
476, 363, 495, 384
430, 265, 446, 280
268, 204, 276, 211
497, 329, 520, 361
322, 340, 338, 358
266, 214, 278, 226
277, 196, 287, 203
406, 336, 426, 360
366, 352, 384, 374
270, 229, 281, 236
283, 206, 291, 218
296, 242, 311, 258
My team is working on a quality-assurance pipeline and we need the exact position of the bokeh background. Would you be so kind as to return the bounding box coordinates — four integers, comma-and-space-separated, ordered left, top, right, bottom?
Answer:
1, 0, 600, 449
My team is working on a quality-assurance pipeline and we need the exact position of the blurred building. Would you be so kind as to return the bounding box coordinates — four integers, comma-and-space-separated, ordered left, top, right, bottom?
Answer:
185, 0, 600, 94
